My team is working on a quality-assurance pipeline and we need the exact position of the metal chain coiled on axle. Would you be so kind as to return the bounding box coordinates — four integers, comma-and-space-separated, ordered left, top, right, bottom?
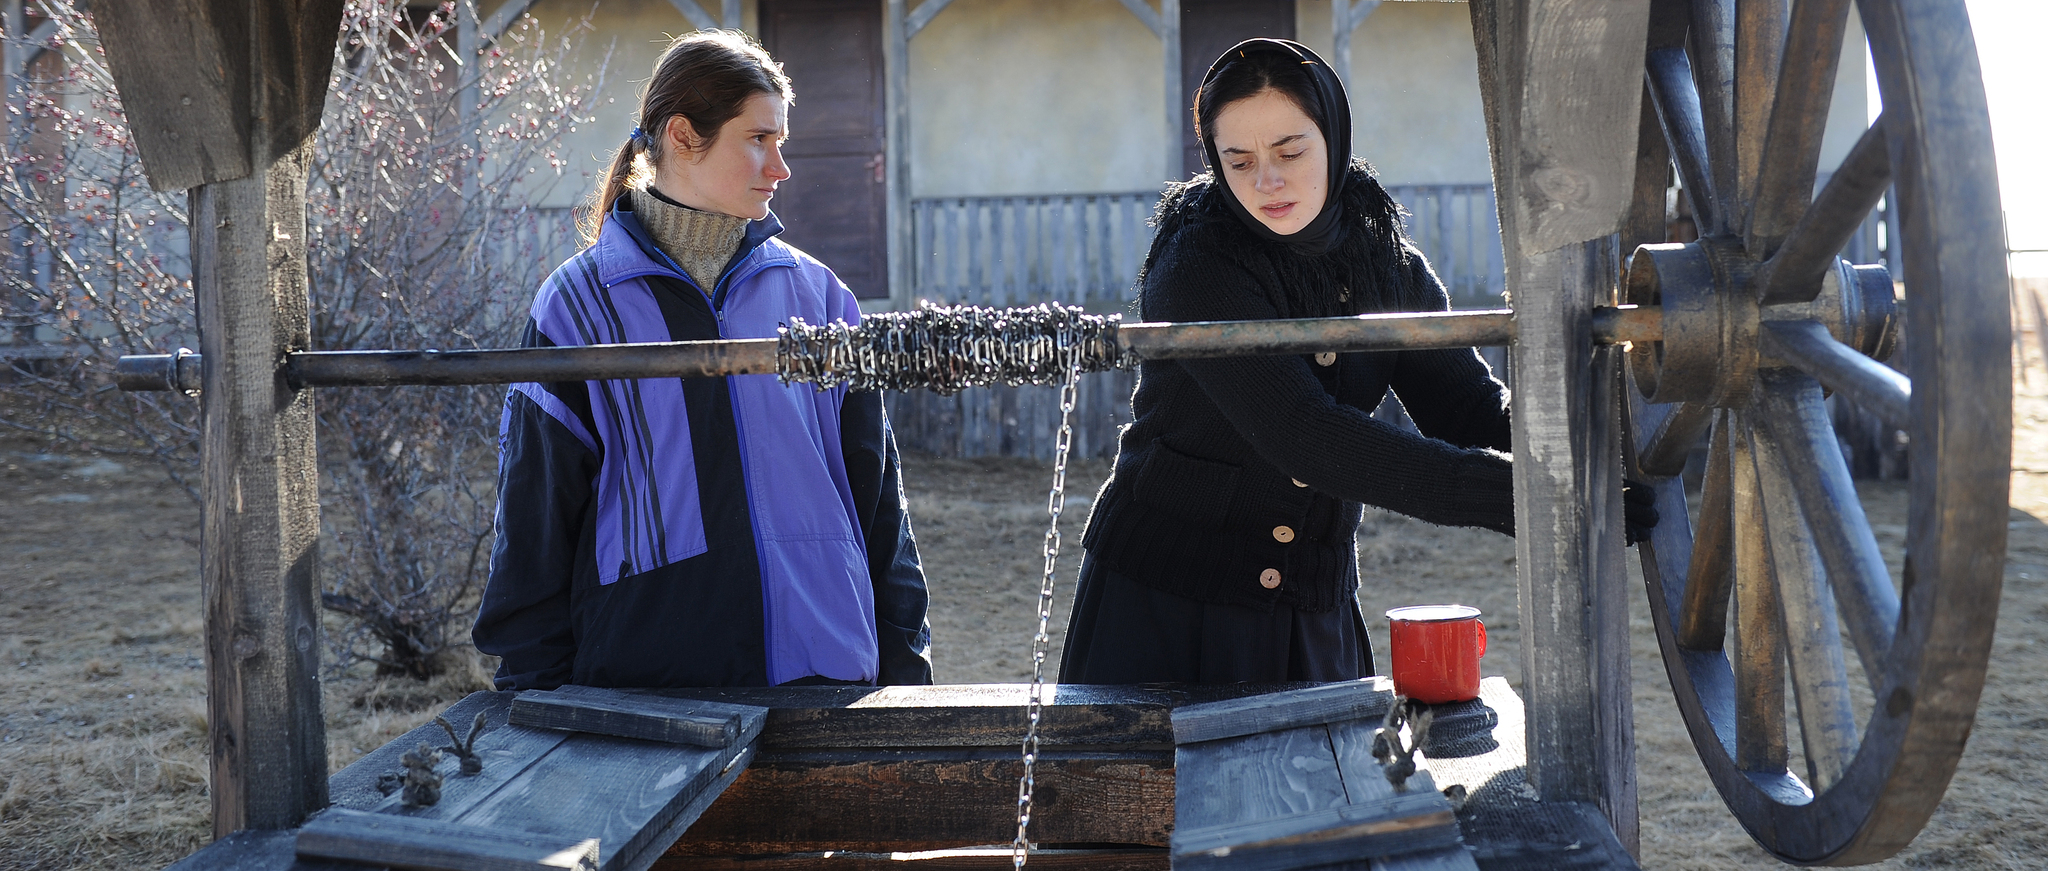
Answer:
776, 301, 1128, 394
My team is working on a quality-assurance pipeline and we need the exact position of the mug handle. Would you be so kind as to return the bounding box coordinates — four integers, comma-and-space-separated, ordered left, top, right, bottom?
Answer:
1476, 620, 1487, 657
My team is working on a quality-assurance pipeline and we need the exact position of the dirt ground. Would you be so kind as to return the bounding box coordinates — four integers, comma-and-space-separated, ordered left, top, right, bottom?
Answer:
5, 364, 2048, 868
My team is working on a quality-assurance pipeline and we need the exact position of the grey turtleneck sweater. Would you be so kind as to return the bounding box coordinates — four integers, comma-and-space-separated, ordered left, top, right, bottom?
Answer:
632, 187, 749, 292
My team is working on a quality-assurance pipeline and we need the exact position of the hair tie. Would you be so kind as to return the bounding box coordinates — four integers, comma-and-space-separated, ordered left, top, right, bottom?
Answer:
629, 126, 646, 145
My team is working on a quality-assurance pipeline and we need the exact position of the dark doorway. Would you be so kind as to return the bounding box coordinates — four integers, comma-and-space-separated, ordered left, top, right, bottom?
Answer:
759, 0, 888, 298
1179, 0, 1296, 179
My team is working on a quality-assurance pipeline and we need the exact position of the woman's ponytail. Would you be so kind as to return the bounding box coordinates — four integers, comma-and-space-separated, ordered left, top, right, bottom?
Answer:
579, 30, 792, 246
582, 132, 647, 246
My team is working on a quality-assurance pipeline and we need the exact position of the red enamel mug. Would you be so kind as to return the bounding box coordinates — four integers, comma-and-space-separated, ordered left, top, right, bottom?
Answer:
1386, 604, 1487, 704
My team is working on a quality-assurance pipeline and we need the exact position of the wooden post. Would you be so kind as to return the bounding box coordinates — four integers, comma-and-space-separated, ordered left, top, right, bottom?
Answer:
191, 140, 328, 838
1467, 0, 1648, 853
885, 0, 910, 310
4, 0, 21, 138
884, 0, 961, 310
1160, 0, 1180, 184
94, 0, 345, 836
1330, 0, 1382, 96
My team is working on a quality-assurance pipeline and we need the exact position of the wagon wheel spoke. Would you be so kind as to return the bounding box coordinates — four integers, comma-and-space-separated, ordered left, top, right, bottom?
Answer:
1689, 0, 1739, 234
1646, 46, 1723, 233
1622, 386, 1701, 622
1636, 397, 1715, 478
1732, 0, 1787, 215
1678, 412, 1736, 651
1751, 413, 1862, 791
1728, 410, 1789, 773
1753, 369, 1900, 688
1745, 0, 1856, 255
1758, 118, 1893, 305
1760, 320, 1911, 428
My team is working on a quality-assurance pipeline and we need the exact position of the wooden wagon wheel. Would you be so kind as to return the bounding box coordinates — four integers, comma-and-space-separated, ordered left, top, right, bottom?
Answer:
1619, 0, 2008, 863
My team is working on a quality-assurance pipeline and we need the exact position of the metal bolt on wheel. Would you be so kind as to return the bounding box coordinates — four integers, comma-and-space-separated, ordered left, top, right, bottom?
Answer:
1621, 0, 2008, 863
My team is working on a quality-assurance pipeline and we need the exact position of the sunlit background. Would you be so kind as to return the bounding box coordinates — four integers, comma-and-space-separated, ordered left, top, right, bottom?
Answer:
1961, 0, 2047, 277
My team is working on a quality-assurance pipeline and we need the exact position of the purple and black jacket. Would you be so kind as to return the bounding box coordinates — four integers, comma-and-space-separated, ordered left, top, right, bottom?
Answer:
474, 201, 933, 690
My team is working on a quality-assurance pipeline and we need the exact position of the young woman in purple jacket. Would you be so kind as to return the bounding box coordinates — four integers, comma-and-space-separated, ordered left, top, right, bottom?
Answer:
474, 31, 932, 690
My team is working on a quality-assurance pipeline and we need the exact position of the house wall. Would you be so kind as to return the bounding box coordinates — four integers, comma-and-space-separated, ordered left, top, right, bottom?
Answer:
517, 0, 752, 209
515, 0, 1870, 207
906, 0, 1166, 198
1297, 0, 1491, 185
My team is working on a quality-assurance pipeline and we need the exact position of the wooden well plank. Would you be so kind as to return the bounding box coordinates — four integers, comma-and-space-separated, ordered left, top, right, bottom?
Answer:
161, 829, 349, 871
1174, 725, 1348, 834
296, 807, 598, 871
329, 692, 574, 822
669, 751, 1174, 854
1172, 723, 1461, 871
645, 683, 1283, 749
1170, 679, 1394, 745
511, 685, 766, 749
654, 847, 1167, 870
456, 733, 746, 871
608, 745, 756, 871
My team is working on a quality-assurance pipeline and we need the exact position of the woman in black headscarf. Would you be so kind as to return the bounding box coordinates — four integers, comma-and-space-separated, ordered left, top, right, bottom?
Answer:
1061, 39, 1547, 684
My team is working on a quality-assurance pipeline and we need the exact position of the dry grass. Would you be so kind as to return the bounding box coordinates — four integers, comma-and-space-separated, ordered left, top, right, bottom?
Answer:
6, 358, 2048, 868
0, 439, 495, 870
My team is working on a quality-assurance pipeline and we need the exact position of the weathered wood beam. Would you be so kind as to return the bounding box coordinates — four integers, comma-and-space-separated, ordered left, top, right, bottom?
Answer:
1110, 0, 1179, 183
95, 0, 345, 191
1468, 0, 1647, 856
296, 808, 600, 871
480, 0, 544, 41
190, 143, 330, 837
667, 0, 718, 32
655, 848, 1168, 870
671, 752, 1175, 855
1170, 677, 1393, 745
511, 686, 767, 749
4, 0, 22, 165
95, 0, 345, 838
15, 17, 56, 76
884, 0, 911, 308
903, 0, 959, 39
667, 0, 746, 32
1330, 0, 1383, 95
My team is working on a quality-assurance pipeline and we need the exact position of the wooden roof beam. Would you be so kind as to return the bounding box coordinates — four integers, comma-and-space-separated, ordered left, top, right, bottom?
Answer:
666, 0, 743, 32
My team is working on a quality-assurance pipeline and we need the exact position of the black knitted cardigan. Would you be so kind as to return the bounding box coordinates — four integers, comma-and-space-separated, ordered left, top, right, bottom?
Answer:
1078, 162, 1516, 613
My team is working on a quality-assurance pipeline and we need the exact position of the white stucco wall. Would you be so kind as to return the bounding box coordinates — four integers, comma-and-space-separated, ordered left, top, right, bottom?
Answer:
906, 0, 1166, 198
1297, 0, 1491, 185
516, 0, 743, 209
511, 0, 1869, 207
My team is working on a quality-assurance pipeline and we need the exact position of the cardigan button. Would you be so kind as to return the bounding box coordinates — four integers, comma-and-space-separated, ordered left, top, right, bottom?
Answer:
1315, 352, 1337, 366
1272, 525, 1296, 543
1259, 568, 1282, 589
1291, 478, 1308, 488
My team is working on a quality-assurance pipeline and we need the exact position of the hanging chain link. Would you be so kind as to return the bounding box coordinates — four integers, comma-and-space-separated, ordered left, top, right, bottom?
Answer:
1013, 362, 1080, 869
778, 301, 1126, 395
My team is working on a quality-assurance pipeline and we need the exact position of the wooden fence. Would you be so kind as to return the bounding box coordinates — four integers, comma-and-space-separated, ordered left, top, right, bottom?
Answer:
888, 186, 1512, 459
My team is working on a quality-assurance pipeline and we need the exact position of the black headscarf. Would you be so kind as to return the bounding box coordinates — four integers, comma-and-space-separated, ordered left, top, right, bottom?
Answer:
1197, 38, 1353, 257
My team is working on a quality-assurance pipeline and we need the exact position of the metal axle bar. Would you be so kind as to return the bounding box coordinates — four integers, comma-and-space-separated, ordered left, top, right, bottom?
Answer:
114, 306, 1663, 393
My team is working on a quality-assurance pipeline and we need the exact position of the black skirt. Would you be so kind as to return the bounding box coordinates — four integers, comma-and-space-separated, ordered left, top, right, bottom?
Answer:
1057, 551, 1375, 684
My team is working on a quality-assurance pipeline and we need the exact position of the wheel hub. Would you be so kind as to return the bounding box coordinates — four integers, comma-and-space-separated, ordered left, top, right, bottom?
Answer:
1627, 238, 1898, 408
